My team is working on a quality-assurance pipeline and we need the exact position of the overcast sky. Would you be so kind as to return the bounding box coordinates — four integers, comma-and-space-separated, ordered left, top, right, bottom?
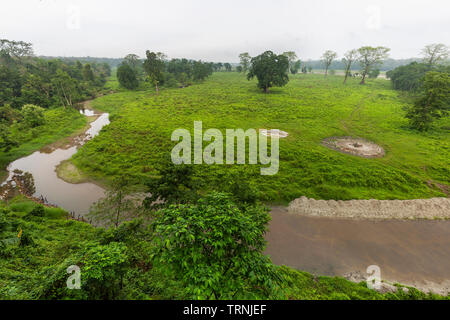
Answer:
1, 0, 449, 61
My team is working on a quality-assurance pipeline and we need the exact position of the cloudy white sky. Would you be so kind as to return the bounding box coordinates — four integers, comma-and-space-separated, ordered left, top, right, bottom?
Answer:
1, 0, 449, 61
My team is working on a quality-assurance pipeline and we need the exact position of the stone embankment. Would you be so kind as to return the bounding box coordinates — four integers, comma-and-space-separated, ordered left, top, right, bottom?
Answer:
288, 196, 450, 220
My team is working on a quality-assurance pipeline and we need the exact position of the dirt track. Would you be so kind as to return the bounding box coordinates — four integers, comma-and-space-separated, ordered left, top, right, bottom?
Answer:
288, 196, 450, 220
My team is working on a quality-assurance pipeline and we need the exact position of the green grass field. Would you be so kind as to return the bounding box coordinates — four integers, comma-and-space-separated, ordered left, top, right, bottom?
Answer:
71, 72, 449, 203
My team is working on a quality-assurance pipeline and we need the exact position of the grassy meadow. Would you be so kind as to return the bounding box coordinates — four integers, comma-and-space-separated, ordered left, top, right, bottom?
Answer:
70, 72, 449, 203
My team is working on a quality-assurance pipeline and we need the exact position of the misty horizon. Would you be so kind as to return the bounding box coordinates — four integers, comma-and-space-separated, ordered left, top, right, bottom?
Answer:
1, 0, 449, 62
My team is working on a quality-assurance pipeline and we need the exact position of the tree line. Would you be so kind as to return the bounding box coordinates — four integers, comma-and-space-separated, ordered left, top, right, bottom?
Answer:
117, 52, 215, 92
0, 39, 112, 151
0, 39, 110, 110
386, 44, 449, 131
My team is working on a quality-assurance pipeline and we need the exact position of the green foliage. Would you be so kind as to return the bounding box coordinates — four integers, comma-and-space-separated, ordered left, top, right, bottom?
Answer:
0, 122, 18, 151
247, 51, 289, 93
80, 242, 128, 299
144, 156, 198, 210
421, 43, 449, 65
387, 62, 450, 92
406, 71, 450, 131
238, 53, 251, 73
117, 63, 139, 90
88, 176, 139, 228
20, 104, 46, 128
368, 69, 380, 79
143, 51, 166, 92
321, 50, 337, 76
163, 72, 180, 88
28, 204, 45, 217
82, 64, 95, 82
290, 60, 301, 74
192, 60, 213, 81
386, 62, 433, 91
150, 192, 278, 299
0, 39, 108, 109
357, 46, 390, 84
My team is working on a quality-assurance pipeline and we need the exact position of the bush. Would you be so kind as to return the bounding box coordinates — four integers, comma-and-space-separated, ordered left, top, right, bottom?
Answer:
28, 204, 44, 217
150, 192, 279, 299
368, 68, 380, 78
21, 104, 46, 128
405, 71, 450, 130
117, 63, 139, 90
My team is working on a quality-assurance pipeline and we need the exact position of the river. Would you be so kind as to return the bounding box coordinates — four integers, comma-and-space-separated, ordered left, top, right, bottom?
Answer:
1, 108, 109, 214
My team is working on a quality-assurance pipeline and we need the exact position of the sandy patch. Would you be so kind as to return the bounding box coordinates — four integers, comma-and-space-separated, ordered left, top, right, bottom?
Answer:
260, 129, 289, 138
322, 136, 384, 158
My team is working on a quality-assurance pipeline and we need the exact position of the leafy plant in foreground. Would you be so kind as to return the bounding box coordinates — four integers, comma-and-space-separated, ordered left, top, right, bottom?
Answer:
150, 192, 280, 299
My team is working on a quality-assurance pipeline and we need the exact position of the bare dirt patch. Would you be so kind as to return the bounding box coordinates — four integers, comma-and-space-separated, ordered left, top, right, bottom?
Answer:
260, 129, 289, 138
322, 136, 385, 158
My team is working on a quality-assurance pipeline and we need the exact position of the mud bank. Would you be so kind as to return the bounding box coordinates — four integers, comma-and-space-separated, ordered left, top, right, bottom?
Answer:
288, 196, 450, 220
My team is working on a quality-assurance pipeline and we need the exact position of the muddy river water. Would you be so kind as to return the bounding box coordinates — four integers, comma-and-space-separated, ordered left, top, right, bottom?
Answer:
2, 110, 109, 214
266, 207, 450, 293
1, 107, 449, 293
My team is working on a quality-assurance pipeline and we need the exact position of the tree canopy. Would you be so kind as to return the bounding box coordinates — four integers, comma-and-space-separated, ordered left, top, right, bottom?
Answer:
321, 50, 337, 77
357, 46, 390, 84
247, 51, 289, 93
405, 71, 450, 131
143, 51, 166, 94
421, 43, 449, 65
117, 63, 139, 90
150, 192, 279, 299
239, 52, 251, 73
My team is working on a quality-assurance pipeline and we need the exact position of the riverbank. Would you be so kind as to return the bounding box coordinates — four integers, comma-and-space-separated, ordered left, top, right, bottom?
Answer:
288, 196, 450, 220
0, 107, 87, 185
1, 100, 109, 215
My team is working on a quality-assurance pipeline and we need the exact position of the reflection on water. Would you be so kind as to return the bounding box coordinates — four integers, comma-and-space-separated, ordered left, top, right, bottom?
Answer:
2, 111, 110, 215
80, 109, 96, 116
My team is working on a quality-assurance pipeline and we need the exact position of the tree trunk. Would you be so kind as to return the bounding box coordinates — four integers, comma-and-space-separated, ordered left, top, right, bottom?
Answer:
360, 73, 366, 84
324, 66, 328, 77
343, 63, 351, 84
360, 67, 368, 85
115, 190, 122, 228
264, 86, 269, 93
155, 83, 159, 95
